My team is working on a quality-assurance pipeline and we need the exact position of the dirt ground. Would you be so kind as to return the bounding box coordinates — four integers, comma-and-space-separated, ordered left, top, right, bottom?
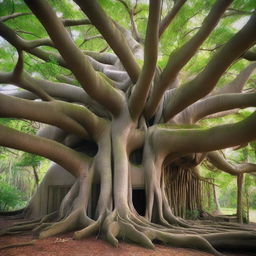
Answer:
0, 217, 255, 256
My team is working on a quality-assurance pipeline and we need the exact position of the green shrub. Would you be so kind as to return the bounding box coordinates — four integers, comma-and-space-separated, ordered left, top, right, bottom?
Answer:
0, 181, 26, 211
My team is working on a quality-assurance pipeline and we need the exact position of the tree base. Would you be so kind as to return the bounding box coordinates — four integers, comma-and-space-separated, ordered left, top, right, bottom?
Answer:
1, 209, 256, 256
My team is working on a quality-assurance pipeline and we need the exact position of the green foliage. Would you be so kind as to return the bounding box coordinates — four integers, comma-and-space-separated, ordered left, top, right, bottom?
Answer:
0, 119, 49, 205
0, 180, 26, 211
16, 153, 44, 168
0, 118, 37, 134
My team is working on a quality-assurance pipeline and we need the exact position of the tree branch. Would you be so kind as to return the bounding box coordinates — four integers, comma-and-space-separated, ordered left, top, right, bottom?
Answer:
223, 8, 253, 18
207, 151, 256, 176
241, 50, 256, 61
189, 92, 256, 123
0, 93, 106, 140
153, 110, 256, 156
116, 0, 141, 42
144, 0, 233, 119
73, 0, 141, 83
0, 124, 90, 177
0, 51, 53, 101
24, 0, 124, 116
84, 51, 117, 65
129, 0, 161, 120
0, 22, 54, 49
211, 62, 256, 95
0, 70, 97, 106
62, 18, 91, 27
159, 0, 187, 37
0, 21, 71, 70
0, 93, 85, 137
164, 11, 256, 121
0, 12, 31, 22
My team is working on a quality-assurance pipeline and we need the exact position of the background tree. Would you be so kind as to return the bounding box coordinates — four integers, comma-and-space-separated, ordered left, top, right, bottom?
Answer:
0, 0, 256, 255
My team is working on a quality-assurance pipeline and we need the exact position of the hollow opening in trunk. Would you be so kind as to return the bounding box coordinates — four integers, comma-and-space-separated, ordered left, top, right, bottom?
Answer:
132, 188, 146, 216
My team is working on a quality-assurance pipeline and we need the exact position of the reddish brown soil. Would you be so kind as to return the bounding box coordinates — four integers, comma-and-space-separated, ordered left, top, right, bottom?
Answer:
0, 217, 254, 256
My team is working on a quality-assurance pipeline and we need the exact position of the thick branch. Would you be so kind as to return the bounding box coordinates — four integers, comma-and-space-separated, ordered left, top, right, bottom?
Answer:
3, 90, 37, 100
159, 0, 187, 37
207, 151, 256, 176
189, 92, 256, 123
84, 51, 117, 65
129, 0, 161, 120
0, 71, 95, 106
73, 0, 141, 83
242, 50, 256, 61
211, 62, 256, 95
0, 22, 53, 49
145, 0, 232, 119
0, 124, 89, 177
25, 0, 124, 116
153, 111, 256, 156
164, 11, 256, 121
0, 93, 106, 140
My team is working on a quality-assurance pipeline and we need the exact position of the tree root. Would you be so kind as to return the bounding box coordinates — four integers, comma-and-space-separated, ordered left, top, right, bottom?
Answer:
2, 208, 256, 255
0, 240, 36, 251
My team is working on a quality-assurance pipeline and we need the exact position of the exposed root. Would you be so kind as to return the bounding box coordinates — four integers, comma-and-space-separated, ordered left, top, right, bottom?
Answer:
0, 211, 59, 236
2, 207, 256, 255
0, 240, 35, 251
73, 216, 102, 240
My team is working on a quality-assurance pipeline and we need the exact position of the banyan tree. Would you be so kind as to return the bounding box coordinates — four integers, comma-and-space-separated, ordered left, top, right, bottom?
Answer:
1, 0, 256, 255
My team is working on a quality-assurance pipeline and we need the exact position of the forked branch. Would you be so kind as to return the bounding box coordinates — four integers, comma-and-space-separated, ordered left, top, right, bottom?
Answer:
0, 93, 106, 140
164, 11, 256, 121
25, 0, 124, 116
145, 0, 233, 119
0, 51, 52, 101
159, 0, 187, 37
0, 124, 90, 177
73, 0, 141, 83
